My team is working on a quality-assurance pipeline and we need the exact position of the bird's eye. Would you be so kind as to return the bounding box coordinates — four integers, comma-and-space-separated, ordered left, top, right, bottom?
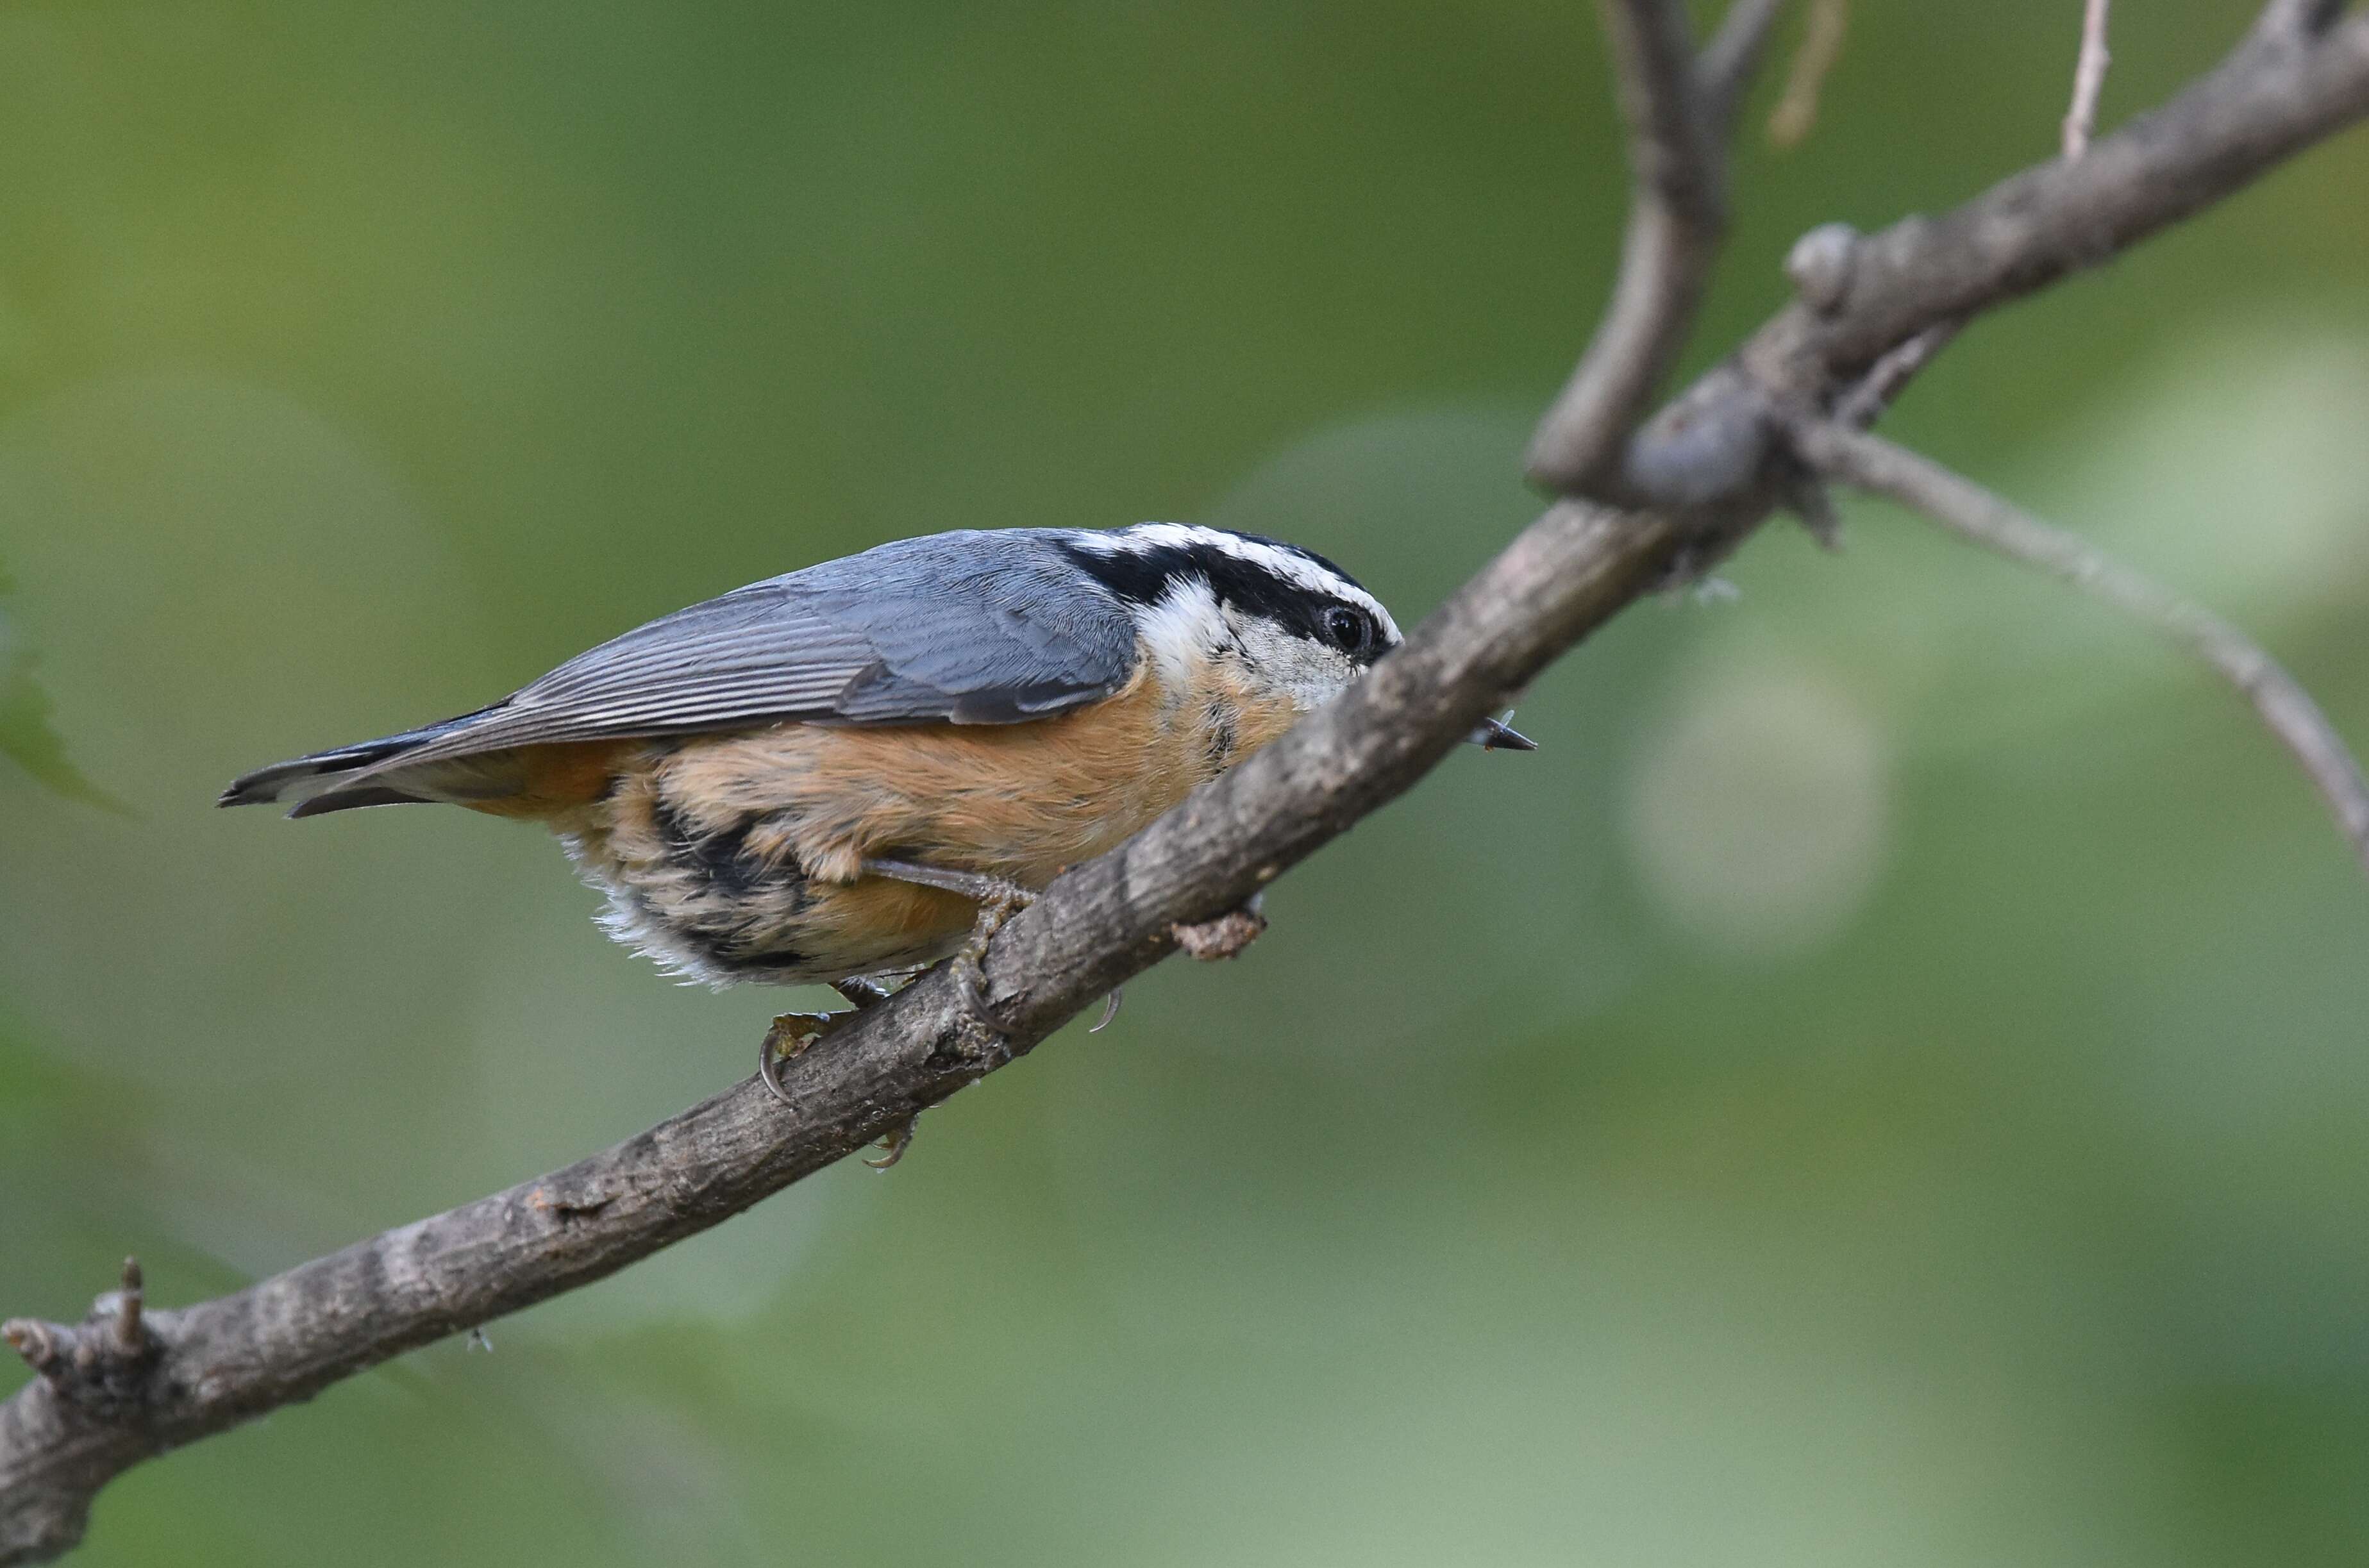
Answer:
1320, 605, 1374, 658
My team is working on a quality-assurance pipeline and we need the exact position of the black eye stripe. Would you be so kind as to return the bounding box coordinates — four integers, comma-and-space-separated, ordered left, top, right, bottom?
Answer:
1056, 537, 1387, 660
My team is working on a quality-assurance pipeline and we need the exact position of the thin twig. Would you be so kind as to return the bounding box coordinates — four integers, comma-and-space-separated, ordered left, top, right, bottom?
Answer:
1700, 0, 1796, 137
1769, 0, 1849, 148
1833, 319, 1963, 428
2064, 0, 2114, 157
1793, 419, 2369, 874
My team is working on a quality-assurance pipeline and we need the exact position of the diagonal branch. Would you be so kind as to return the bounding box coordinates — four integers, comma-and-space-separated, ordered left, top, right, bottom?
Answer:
1792, 419, 2369, 874
7, 6, 2369, 1563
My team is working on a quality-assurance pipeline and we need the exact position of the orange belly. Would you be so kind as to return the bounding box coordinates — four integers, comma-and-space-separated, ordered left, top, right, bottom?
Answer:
504, 662, 1305, 986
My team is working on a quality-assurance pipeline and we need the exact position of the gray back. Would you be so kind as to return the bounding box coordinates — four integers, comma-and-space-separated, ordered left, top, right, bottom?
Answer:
382, 529, 1141, 770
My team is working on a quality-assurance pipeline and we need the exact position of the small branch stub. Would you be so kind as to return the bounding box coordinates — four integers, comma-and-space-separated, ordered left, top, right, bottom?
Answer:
110, 1260, 144, 1356
1786, 222, 1859, 313
1, 1321, 56, 1377
5, 1258, 162, 1416
1172, 903, 1269, 961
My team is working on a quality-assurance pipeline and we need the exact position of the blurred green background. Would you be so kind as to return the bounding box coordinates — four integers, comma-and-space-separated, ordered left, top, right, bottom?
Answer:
5, 1, 2369, 1562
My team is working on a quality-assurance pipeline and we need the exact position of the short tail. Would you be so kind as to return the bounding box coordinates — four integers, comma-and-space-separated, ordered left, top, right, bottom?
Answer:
219, 711, 492, 817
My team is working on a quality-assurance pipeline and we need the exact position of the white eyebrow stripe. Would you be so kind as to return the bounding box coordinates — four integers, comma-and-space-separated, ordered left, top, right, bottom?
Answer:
1066, 522, 1402, 645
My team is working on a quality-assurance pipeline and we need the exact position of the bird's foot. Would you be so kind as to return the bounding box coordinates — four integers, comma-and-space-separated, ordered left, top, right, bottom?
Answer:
863, 1116, 917, 1171
758, 1013, 919, 1168
948, 880, 1035, 1057
757, 1010, 839, 1106
757, 974, 904, 1106
860, 858, 1037, 1051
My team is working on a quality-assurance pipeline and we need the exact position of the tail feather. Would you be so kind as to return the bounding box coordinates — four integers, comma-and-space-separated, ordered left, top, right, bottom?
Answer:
218, 710, 494, 813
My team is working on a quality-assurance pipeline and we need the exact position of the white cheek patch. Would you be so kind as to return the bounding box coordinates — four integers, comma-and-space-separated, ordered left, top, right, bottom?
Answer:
1228, 613, 1359, 713
1135, 576, 1229, 687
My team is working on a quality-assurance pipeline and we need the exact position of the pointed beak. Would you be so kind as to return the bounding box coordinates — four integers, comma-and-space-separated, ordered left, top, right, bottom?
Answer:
1468, 713, 1537, 752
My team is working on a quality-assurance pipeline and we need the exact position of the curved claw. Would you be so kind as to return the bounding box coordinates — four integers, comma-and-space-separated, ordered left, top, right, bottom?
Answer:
863, 1116, 917, 1170
757, 1011, 835, 1106
1089, 988, 1125, 1034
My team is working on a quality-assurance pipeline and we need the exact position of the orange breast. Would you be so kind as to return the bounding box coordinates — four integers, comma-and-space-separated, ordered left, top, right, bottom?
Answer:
544, 656, 1313, 985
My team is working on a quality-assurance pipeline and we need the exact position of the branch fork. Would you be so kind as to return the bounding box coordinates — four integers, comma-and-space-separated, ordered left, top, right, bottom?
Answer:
4, 1262, 160, 1419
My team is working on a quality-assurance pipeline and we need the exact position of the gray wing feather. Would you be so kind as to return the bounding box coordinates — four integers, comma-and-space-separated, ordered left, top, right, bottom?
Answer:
374, 530, 1139, 771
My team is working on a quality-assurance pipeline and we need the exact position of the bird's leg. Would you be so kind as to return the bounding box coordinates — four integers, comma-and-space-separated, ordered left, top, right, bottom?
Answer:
860, 857, 1036, 1055
860, 858, 1037, 976
859, 858, 1035, 911
832, 973, 905, 1010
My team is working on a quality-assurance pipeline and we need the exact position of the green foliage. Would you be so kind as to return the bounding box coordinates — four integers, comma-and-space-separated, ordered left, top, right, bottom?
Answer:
0, 567, 125, 812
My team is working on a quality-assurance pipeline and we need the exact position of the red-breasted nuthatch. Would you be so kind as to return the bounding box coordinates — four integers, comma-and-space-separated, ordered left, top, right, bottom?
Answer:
224, 523, 1531, 1033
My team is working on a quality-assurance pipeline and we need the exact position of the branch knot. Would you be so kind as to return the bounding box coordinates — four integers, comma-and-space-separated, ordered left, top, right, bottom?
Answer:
4, 1260, 166, 1426
1785, 222, 1861, 313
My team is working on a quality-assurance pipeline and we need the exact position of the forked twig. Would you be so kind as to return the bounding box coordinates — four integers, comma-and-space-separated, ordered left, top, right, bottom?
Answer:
1793, 419, 2369, 875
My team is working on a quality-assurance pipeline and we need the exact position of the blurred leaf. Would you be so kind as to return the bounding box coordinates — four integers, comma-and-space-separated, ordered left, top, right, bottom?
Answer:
0, 563, 127, 812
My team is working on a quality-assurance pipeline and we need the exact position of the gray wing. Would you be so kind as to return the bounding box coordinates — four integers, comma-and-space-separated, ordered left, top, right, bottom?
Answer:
347, 530, 1141, 774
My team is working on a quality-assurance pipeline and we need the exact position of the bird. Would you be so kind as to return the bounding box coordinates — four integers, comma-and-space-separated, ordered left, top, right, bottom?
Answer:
222, 522, 1532, 1121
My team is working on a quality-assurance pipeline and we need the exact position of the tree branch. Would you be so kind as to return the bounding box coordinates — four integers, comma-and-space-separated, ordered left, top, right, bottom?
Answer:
1791, 419, 2369, 873
1625, 3, 2369, 559
1523, 0, 1734, 497
2256, 0, 2348, 40
8, 5, 2369, 1562
1698, 0, 1795, 137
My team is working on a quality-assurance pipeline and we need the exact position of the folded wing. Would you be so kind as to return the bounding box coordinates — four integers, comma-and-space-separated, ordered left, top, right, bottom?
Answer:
222, 530, 1142, 815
